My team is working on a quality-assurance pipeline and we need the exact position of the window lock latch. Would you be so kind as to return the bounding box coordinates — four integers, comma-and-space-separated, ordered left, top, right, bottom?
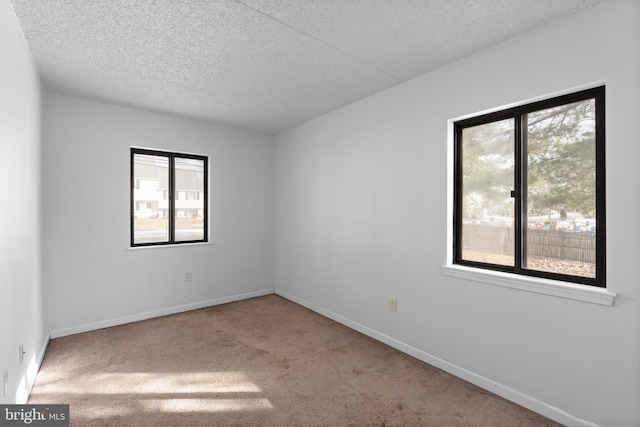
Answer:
510, 190, 516, 198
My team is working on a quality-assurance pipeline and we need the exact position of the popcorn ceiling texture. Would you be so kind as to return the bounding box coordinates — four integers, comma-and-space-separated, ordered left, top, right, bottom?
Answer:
9, 0, 606, 134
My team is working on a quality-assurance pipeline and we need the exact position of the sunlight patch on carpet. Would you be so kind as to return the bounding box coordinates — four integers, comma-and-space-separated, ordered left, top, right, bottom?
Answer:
140, 398, 274, 412
34, 372, 262, 394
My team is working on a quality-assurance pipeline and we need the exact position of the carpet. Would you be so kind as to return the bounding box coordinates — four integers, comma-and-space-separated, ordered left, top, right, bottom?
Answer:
29, 295, 561, 426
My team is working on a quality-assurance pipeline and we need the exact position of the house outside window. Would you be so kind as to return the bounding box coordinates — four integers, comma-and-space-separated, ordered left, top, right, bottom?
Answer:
131, 148, 208, 246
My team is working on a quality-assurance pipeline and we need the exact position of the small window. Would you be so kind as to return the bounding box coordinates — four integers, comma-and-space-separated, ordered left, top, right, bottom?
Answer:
131, 148, 208, 246
453, 86, 605, 287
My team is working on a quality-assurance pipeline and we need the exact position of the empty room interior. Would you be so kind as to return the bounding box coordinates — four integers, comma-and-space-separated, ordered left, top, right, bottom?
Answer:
1, 0, 639, 425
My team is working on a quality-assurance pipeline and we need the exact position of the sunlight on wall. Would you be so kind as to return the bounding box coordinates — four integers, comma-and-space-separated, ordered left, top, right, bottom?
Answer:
15, 377, 27, 404
15, 355, 40, 404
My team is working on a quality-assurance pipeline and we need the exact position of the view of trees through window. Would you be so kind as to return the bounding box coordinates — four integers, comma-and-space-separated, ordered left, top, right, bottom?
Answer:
461, 118, 515, 267
459, 94, 600, 280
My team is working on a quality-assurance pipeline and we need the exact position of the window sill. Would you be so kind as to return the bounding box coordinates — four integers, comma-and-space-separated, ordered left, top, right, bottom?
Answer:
441, 264, 616, 306
126, 241, 214, 251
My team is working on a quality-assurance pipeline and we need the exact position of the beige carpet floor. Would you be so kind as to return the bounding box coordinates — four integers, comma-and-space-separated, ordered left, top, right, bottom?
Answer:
29, 295, 561, 426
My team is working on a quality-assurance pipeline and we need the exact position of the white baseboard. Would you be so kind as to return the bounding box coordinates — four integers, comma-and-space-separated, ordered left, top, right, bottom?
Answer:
49, 288, 275, 338
275, 289, 600, 427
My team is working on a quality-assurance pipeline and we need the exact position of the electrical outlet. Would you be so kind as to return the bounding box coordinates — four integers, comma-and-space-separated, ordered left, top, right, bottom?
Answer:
388, 297, 397, 312
19, 344, 24, 365
3, 370, 8, 397
184, 271, 192, 282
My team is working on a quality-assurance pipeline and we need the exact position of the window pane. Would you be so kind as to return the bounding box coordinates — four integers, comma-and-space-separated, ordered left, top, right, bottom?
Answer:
525, 99, 596, 278
133, 154, 169, 244
461, 119, 515, 266
174, 157, 205, 242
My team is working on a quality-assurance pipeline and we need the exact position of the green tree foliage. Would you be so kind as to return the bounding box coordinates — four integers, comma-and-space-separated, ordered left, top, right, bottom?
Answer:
526, 99, 596, 216
462, 119, 514, 218
461, 99, 596, 218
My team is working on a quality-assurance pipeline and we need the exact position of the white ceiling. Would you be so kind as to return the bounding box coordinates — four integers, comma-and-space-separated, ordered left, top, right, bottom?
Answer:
10, 0, 607, 134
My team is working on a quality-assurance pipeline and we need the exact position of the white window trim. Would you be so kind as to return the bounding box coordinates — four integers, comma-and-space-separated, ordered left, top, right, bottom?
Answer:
126, 241, 214, 251
441, 264, 616, 306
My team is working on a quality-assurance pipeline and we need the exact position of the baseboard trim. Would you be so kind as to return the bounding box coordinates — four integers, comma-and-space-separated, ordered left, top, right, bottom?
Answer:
49, 288, 275, 338
275, 289, 599, 427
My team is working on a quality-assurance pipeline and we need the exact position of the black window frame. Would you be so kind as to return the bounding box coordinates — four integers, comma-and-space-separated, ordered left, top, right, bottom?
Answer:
453, 86, 606, 287
131, 147, 208, 247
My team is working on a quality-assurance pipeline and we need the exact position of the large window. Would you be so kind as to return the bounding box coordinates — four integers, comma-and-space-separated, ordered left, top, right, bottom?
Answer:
131, 148, 208, 247
454, 86, 605, 287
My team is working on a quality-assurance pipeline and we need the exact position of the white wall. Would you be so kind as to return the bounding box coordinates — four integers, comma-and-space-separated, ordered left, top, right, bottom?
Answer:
0, 0, 47, 404
44, 94, 275, 336
275, 0, 640, 425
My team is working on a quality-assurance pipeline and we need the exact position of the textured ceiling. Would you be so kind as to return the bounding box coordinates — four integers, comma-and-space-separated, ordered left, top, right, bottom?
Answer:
10, 0, 607, 134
